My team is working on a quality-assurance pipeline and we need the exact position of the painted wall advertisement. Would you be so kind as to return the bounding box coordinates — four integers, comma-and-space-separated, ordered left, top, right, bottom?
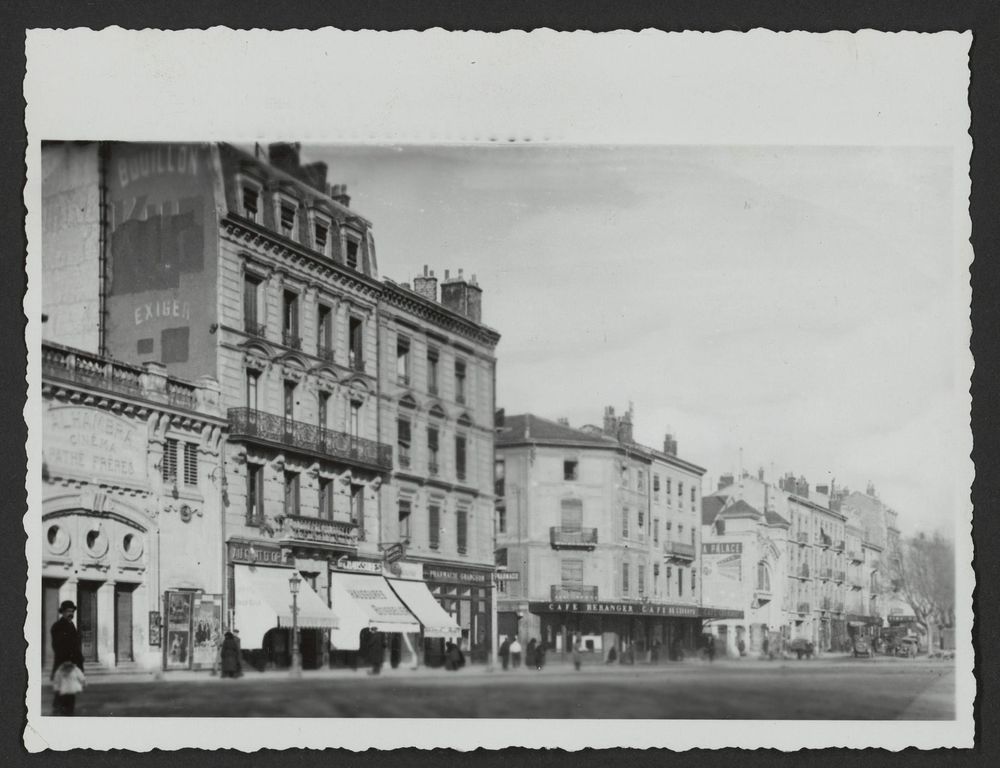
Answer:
43, 404, 146, 485
700, 541, 744, 610
104, 142, 220, 380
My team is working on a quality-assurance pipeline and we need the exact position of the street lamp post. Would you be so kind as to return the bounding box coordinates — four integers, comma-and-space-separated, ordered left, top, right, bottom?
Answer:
289, 571, 302, 678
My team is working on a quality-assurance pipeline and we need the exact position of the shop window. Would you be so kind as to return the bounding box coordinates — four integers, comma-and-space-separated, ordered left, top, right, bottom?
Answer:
428, 504, 441, 549
399, 499, 412, 539
457, 508, 468, 554
182, 443, 198, 487
397, 417, 411, 468
246, 463, 263, 525
162, 438, 178, 483
396, 336, 411, 385
564, 460, 578, 481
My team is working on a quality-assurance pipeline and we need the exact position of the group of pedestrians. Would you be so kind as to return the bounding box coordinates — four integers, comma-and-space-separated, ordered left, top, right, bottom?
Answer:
497, 635, 551, 671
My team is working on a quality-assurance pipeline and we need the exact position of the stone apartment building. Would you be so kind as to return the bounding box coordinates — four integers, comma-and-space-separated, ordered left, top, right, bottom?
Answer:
41, 140, 500, 670
494, 407, 737, 662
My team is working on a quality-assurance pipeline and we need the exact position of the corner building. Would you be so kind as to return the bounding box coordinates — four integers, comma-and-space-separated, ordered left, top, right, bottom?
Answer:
41, 141, 501, 670
495, 408, 738, 662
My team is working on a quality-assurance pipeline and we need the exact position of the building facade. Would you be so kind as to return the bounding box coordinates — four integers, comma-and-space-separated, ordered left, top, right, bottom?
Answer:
495, 407, 736, 662
41, 341, 227, 672
40, 140, 500, 670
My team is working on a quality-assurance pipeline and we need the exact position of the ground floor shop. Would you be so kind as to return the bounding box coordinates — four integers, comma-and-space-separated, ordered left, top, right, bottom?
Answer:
524, 601, 742, 663
419, 562, 494, 664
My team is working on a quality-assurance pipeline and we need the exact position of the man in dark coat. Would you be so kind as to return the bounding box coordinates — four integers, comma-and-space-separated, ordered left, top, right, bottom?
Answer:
498, 636, 511, 670
50, 600, 84, 715
220, 631, 241, 678
367, 630, 386, 675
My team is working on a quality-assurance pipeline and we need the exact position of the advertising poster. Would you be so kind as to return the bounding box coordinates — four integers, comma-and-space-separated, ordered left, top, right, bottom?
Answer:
148, 611, 162, 647
700, 542, 744, 609
164, 591, 193, 670
191, 594, 223, 669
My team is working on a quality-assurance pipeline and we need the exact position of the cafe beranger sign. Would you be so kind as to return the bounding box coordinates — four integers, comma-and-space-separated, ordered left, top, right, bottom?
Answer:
528, 601, 744, 619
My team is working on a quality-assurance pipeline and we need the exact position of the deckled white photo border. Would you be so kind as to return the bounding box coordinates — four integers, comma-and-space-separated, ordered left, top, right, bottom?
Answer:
23, 27, 974, 751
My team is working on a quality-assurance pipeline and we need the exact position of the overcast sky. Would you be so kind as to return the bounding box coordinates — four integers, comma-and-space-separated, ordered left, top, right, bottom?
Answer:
304, 143, 961, 536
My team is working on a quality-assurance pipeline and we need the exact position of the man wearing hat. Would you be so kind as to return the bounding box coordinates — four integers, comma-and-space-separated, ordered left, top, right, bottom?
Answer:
50, 600, 84, 715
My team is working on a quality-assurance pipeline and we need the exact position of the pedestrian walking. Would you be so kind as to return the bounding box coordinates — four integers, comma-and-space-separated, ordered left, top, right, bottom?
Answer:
233, 629, 244, 676
220, 631, 241, 678
534, 640, 547, 670
762, 633, 770, 660
367, 630, 386, 675
50, 600, 84, 716
444, 640, 465, 671
706, 635, 716, 663
499, 636, 511, 670
510, 637, 522, 668
606, 645, 617, 664
526, 638, 537, 666
571, 637, 582, 671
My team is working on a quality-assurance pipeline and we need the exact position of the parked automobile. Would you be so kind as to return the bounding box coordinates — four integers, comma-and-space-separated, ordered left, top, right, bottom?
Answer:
895, 637, 919, 658
787, 637, 815, 660
852, 636, 874, 658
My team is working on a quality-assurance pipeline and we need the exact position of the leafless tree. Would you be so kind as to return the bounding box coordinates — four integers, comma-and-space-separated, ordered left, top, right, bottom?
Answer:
896, 530, 955, 650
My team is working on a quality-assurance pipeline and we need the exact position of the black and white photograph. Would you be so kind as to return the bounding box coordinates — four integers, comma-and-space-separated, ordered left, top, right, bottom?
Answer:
23, 27, 974, 751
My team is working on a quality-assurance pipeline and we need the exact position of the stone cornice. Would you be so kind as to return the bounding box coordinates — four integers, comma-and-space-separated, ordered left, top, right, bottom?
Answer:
381, 281, 501, 350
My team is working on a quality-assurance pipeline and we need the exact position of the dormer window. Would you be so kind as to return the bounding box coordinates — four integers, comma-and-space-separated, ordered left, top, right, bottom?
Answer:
242, 186, 260, 222
314, 221, 329, 254
346, 238, 359, 270
280, 202, 297, 239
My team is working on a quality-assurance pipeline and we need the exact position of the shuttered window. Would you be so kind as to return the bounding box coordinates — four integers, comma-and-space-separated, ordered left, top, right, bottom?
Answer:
162, 439, 178, 482
429, 504, 440, 549
183, 443, 198, 486
457, 508, 468, 554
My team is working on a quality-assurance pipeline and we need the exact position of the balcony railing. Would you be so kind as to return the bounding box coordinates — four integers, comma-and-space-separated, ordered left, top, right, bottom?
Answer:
349, 353, 365, 373
228, 408, 393, 471
278, 514, 357, 548
797, 602, 811, 613
663, 540, 696, 559
166, 380, 198, 410
551, 584, 598, 601
550, 527, 598, 549
244, 320, 267, 338
797, 532, 809, 544
282, 331, 302, 350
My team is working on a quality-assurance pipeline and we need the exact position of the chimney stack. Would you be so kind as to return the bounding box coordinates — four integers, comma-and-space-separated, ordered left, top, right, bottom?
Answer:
441, 268, 475, 319
413, 265, 439, 302
603, 406, 617, 436
330, 183, 351, 208
300, 161, 328, 193
663, 433, 678, 456
268, 142, 301, 176
718, 473, 734, 490
617, 410, 633, 444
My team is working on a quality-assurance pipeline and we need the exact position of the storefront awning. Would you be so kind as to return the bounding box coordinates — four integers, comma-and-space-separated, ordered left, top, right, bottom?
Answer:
329, 571, 421, 650
233, 565, 339, 649
388, 578, 461, 639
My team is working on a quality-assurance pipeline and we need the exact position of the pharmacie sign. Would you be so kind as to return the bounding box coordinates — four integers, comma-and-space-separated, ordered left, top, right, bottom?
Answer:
529, 601, 700, 618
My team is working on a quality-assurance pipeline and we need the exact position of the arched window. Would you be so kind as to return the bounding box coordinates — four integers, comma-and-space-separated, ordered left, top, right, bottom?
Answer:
756, 561, 771, 592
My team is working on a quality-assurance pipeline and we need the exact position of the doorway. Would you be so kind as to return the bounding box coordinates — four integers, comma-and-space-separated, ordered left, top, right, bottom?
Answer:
41, 578, 64, 670
77, 581, 100, 663
115, 583, 136, 663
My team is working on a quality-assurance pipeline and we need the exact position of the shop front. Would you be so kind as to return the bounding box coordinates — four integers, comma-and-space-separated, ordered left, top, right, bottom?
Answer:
228, 540, 339, 670
421, 563, 494, 664
527, 601, 743, 663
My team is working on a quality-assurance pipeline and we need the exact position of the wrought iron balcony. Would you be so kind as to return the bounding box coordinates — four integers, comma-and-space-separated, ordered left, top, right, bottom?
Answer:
244, 320, 267, 338
282, 331, 302, 350
278, 514, 358, 549
663, 540, 696, 559
317, 345, 335, 363
551, 584, 598, 601
550, 527, 598, 549
228, 408, 392, 471
349, 353, 365, 373
796, 602, 811, 614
